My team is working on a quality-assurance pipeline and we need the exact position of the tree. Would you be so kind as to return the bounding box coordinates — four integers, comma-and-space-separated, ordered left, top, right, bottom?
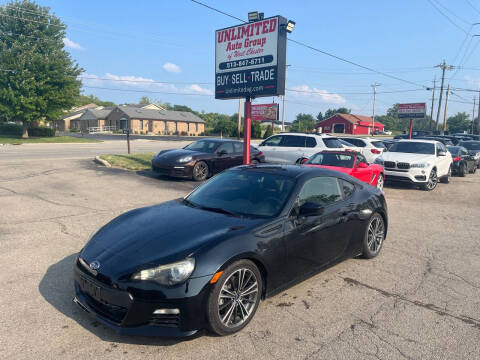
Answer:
0, 1, 83, 137
139, 96, 151, 105
447, 112, 471, 133
74, 94, 115, 107
290, 113, 316, 133
263, 125, 273, 139
323, 107, 351, 119
316, 112, 323, 122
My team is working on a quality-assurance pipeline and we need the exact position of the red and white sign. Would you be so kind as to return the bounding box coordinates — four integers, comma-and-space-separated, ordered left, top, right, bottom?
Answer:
251, 103, 278, 121
398, 103, 426, 118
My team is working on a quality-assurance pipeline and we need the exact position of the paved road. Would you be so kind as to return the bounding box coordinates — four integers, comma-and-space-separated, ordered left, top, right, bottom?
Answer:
1, 144, 479, 359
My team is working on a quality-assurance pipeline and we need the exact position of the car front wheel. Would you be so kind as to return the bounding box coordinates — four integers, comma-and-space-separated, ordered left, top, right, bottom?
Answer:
362, 213, 385, 259
376, 174, 384, 190
440, 166, 451, 183
192, 161, 209, 181
207, 260, 262, 336
421, 168, 438, 191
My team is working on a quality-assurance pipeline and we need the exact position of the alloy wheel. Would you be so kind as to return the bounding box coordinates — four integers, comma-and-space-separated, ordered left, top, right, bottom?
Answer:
218, 268, 259, 328
367, 215, 385, 254
376, 174, 384, 190
426, 169, 438, 190
193, 162, 208, 181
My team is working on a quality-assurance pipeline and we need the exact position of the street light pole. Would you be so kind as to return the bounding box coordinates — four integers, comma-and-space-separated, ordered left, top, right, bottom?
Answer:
434, 60, 454, 131
430, 77, 436, 130
443, 84, 450, 132
281, 64, 290, 132
371, 83, 380, 135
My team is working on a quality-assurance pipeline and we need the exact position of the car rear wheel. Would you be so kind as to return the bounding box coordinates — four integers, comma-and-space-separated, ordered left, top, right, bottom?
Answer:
421, 168, 438, 191
376, 174, 384, 190
250, 159, 259, 165
440, 166, 451, 183
362, 213, 385, 259
459, 164, 466, 177
207, 260, 262, 336
192, 161, 209, 181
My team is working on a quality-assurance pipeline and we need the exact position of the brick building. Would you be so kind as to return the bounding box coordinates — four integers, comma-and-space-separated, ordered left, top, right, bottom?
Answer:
316, 113, 384, 135
70, 108, 114, 132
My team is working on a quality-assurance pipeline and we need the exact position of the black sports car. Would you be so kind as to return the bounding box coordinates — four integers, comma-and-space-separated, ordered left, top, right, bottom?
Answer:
73, 165, 388, 337
447, 146, 477, 176
151, 138, 265, 181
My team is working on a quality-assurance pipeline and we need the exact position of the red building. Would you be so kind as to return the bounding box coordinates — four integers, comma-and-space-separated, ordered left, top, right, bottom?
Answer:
316, 114, 384, 135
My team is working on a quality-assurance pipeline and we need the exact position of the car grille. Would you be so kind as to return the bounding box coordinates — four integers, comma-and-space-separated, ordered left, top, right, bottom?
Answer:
397, 162, 410, 170
152, 165, 170, 175
77, 258, 115, 287
150, 314, 180, 328
83, 292, 128, 324
384, 161, 396, 169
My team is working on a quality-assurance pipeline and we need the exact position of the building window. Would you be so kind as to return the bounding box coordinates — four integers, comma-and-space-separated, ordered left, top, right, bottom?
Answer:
195, 123, 198, 132
139, 120, 143, 130
174, 122, 178, 133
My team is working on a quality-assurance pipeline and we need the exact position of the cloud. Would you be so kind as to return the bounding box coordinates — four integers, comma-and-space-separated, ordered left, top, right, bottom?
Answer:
80, 73, 213, 96
63, 37, 85, 50
162, 62, 181, 73
289, 85, 346, 104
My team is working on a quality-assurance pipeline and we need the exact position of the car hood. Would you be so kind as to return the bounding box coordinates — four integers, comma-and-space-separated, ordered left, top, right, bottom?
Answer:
155, 149, 208, 161
379, 152, 435, 163
304, 164, 353, 174
80, 200, 264, 278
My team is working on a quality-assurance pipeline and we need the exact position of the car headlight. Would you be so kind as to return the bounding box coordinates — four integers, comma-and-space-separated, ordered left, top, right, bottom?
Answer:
411, 163, 430, 168
374, 158, 384, 165
178, 156, 193, 163
131, 258, 195, 285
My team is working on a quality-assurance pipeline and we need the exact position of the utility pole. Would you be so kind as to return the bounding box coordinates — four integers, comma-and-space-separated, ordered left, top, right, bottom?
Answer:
371, 83, 380, 135
478, 89, 480, 134
435, 60, 454, 131
281, 64, 290, 132
429, 77, 436, 130
237, 99, 242, 139
443, 84, 450, 132
472, 96, 477, 134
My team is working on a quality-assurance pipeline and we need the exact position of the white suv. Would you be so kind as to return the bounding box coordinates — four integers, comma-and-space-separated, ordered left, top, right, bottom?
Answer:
341, 137, 387, 163
258, 133, 344, 164
374, 140, 452, 191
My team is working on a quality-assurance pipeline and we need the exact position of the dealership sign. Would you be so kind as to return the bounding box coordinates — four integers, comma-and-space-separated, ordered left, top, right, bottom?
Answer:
215, 16, 287, 100
398, 103, 426, 118
251, 103, 279, 121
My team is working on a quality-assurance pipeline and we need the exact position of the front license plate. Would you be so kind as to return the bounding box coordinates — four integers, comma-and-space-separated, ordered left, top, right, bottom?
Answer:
80, 276, 101, 299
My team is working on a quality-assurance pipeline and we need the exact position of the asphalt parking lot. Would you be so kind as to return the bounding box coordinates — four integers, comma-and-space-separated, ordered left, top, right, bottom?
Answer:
1, 141, 479, 360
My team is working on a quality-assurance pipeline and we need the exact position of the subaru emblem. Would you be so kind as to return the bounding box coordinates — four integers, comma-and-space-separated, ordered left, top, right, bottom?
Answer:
89, 260, 100, 271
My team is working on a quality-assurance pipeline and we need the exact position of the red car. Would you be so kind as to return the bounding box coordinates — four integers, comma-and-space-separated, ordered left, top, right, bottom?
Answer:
302, 151, 385, 190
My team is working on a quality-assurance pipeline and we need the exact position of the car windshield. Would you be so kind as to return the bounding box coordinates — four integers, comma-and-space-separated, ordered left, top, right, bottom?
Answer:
306, 153, 354, 168
184, 140, 218, 153
323, 138, 343, 148
388, 142, 435, 154
185, 170, 295, 218
371, 141, 386, 149
461, 142, 480, 150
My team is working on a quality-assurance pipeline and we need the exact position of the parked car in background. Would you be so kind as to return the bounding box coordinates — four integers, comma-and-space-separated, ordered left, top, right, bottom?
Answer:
459, 141, 480, 168
415, 136, 455, 146
258, 133, 344, 164
374, 140, 452, 191
303, 151, 385, 190
73, 165, 388, 336
340, 137, 386, 163
447, 146, 477, 176
152, 139, 264, 181
338, 138, 363, 153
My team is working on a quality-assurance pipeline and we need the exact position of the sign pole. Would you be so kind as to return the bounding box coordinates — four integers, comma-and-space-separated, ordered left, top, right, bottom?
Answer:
243, 96, 252, 165
408, 119, 413, 139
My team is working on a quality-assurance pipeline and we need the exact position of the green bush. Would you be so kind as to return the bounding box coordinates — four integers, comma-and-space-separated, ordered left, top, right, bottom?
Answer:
0, 123, 22, 136
28, 126, 56, 137
263, 125, 273, 139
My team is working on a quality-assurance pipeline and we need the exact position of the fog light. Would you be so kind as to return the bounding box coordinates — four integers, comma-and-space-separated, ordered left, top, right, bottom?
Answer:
421, 170, 425, 174
153, 308, 180, 315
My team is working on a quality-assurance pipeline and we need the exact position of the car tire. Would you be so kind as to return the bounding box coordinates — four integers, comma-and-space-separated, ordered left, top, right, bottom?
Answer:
459, 164, 466, 177
440, 166, 451, 183
206, 260, 262, 336
362, 213, 385, 259
421, 168, 438, 191
192, 161, 209, 181
472, 166, 477, 174
376, 174, 384, 190
250, 159, 259, 165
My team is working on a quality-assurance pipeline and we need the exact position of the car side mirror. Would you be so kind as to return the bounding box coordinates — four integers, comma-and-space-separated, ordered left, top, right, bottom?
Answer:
301, 158, 308, 164
357, 162, 368, 169
217, 149, 227, 156
299, 202, 324, 217
438, 151, 447, 156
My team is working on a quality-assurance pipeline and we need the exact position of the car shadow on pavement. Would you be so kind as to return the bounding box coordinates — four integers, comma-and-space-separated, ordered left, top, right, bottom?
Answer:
39, 253, 203, 345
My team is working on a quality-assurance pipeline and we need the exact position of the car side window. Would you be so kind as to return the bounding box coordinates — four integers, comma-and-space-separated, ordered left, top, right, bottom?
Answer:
341, 180, 355, 198
217, 142, 234, 154
296, 177, 343, 210
282, 135, 306, 147
262, 135, 283, 146
435, 143, 443, 155
305, 137, 317, 148
346, 139, 365, 147
233, 142, 243, 153
355, 154, 368, 165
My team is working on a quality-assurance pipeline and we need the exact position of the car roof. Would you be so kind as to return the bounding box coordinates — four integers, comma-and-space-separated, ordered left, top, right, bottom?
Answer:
319, 150, 361, 156
397, 139, 439, 144
270, 132, 332, 138
200, 138, 239, 143
232, 164, 351, 180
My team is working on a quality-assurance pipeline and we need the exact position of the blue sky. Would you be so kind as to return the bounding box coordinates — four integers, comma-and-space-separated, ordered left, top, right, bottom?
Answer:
5, 0, 480, 123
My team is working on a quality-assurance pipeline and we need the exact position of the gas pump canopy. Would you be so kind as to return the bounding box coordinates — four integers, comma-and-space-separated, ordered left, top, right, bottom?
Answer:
215, 16, 288, 100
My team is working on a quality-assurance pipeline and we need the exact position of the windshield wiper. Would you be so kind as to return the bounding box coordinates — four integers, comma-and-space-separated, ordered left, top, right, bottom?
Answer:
197, 205, 239, 217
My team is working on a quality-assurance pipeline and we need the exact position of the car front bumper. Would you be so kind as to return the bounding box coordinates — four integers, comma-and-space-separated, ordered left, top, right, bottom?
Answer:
384, 168, 430, 183
151, 159, 194, 179
73, 260, 211, 337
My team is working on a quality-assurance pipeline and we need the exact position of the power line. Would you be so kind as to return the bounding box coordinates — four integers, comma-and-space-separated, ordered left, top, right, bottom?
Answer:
190, 0, 245, 22
465, 0, 480, 15
286, 88, 425, 95
430, 0, 471, 25
426, 0, 468, 34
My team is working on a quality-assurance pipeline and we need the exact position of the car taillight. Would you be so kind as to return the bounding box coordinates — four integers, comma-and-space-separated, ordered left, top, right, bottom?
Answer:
258, 151, 264, 156
453, 156, 461, 162
371, 148, 381, 154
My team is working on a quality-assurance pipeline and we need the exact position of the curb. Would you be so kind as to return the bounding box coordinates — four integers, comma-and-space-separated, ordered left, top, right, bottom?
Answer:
94, 156, 111, 168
